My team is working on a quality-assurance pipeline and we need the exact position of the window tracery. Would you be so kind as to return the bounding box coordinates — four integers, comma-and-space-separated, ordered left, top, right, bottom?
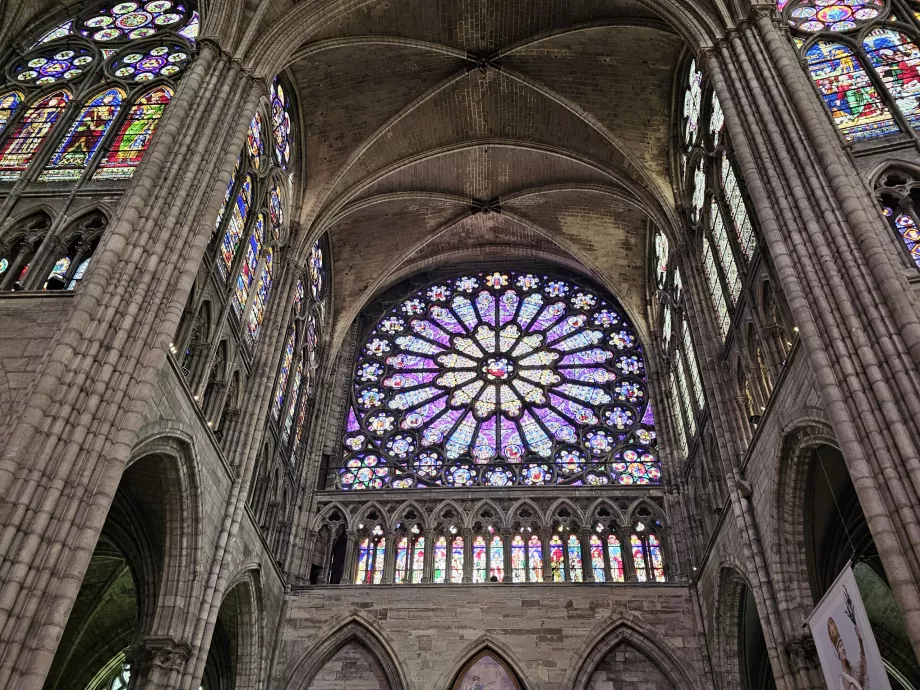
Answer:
319, 497, 669, 585
875, 166, 920, 267
0, 1, 198, 183
337, 270, 661, 490
780, 0, 920, 141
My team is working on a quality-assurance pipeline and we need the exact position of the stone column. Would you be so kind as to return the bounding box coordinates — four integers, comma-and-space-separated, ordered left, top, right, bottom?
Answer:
620, 527, 636, 582
580, 527, 595, 583
125, 636, 192, 690
501, 528, 513, 583
381, 530, 398, 584
339, 530, 358, 585
421, 529, 435, 584
462, 528, 473, 583
0, 43, 263, 690
541, 527, 553, 583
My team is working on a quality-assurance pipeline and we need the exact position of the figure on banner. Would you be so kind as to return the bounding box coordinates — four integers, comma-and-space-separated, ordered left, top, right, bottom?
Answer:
827, 587, 870, 690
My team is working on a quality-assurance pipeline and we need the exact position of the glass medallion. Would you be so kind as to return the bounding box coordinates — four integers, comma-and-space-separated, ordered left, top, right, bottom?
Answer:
94, 28, 123, 41
108, 40, 191, 82
783, 0, 884, 32
338, 271, 661, 489
116, 11, 153, 29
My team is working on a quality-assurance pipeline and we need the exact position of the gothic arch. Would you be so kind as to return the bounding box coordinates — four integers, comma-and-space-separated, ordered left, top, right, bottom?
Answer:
127, 426, 204, 637
771, 418, 837, 636
585, 498, 628, 527
468, 499, 509, 530
624, 497, 668, 525
429, 499, 468, 528
312, 501, 352, 532
434, 637, 533, 690
391, 500, 430, 531
210, 567, 266, 690
546, 498, 587, 527
282, 614, 409, 690
508, 498, 547, 529
564, 618, 700, 690
714, 564, 753, 689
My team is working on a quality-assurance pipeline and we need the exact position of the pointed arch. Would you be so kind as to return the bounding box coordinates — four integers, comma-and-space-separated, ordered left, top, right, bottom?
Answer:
92, 84, 173, 179
713, 563, 753, 689
545, 497, 586, 526
311, 501, 352, 532
429, 499, 468, 528
468, 498, 509, 529
564, 618, 700, 690
40, 87, 124, 181
283, 615, 409, 690
211, 567, 265, 690
0, 88, 71, 180
434, 637, 532, 690
585, 497, 627, 527
392, 500, 429, 530
508, 498, 546, 529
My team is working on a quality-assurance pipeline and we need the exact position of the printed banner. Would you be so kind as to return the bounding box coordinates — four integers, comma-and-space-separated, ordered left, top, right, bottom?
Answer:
808, 564, 891, 690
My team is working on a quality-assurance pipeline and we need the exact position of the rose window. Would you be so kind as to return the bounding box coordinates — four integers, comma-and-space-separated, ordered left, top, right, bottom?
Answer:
780, 0, 885, 32
339, 271, 661, 490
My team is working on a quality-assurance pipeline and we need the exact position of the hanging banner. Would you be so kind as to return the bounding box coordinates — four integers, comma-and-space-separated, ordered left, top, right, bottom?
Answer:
807, 564, 891, 690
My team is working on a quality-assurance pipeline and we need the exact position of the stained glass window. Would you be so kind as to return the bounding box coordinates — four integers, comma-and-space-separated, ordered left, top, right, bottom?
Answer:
590, 534, 605, 582
34, 21, 73, 46
527, 534, 543, 582
710, 198, 742, 303
309, 241, 324, 300
283, 362, 303, 440
691, 159, 706, 222
179, 11, 200, 40
566, 534, 583, 582
246, 248, 273, 341
219, 176, 252, 276
45, 257, 71, 288
489, 534, 504, 582
412, 536, 425, 582
394, 537, 410, 584
0, 92, 22, 135
434, 536, 448, 583
804, 41, 898, 141
77, 1, 194, 43
93, 86, 173, 179
883, 205, 920, 266
41, 88, 124, 181
649, 533, 665, 581
654, 230, 669, 289
702, 239, 729, 337
11, 46, 96, 87
674, 351, 696, 436
247, 113, 264, 170
720, 153, 757, 261
274, 329, 296, 416
783, 0, 883, 33
271, 78, 293, 168
338, 271, 661, 490
472, 535, 487, 583
549, 535, 565, 582
69, 258, 91, 289
356, 527, 385, 584
682, 320, 705, 410
608, 534, 624, 582
863, 29, 920, 128
669, 372, 689, 457
683, 60, 703, 145
511, 535, 526, 582
233, 214, 264, 314
451, 535, 464, 582
0, 90, 70, 181
269, 179, 284, 239
631, 533, 648, 582
710, 92, 725, 141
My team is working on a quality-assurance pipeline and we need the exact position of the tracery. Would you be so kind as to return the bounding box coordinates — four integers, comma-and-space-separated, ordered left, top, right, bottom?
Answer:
338, 270, 661, 490
0, 0, 198, 182
780, 0, 920, 141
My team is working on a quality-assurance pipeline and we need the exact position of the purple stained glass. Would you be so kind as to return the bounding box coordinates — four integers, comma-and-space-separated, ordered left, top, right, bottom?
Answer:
78, 0, 193, 44
338, 271, 661, 490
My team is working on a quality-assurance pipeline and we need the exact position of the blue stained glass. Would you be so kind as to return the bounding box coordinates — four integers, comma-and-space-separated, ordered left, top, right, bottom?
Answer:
339, 271, 660, 489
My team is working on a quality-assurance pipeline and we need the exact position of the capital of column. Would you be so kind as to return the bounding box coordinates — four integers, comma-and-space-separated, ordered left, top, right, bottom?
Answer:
785, 634, 819, 671
126, 636, 192, 674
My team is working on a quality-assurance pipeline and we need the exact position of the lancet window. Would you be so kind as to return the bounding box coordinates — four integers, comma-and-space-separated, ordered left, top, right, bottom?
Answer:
0, 1, 199, 184
778, 0, 920, 142
875, 167, 920, 267
680, 61, 761, 342
336, 269, 661, 490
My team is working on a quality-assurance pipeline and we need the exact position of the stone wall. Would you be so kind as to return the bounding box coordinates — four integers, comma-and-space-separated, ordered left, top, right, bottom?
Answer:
278, 583, 704, 690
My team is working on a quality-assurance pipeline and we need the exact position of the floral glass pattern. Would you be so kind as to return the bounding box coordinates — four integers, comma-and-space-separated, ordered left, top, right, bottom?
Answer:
271, 78, 292, 168
338, 271, 661, 490
784, 0, 884, 33
0, 90, 71, 181
883, 205, 920, 267
41, 88, 124, 180
93, 86, 173, 178
78, 1, 193, 43
11, 46, 96, 86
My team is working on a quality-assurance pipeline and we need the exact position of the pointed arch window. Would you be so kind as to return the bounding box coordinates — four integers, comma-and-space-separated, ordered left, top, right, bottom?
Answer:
273, 329, 296, 417
394, 527, 425, 584
631, 522, 666, 582
781, 1, 920, 142
433, 536, 448, 582
271, 77, 293, 169
219, 176, 253, 276
472, 535, 487, 583
549, 534, 565, 582
489, 534, 504, 582
355, 525, 386, 585
245, 248, 273, 341
234, 215, 265, 314
0, 92, 23, 136
510, 535, 526, 582
0, 3, 198, 183
92, 86, 173, 179
40, 87, 123, 181
0, 90, 71, 180
877, 169, 920, 267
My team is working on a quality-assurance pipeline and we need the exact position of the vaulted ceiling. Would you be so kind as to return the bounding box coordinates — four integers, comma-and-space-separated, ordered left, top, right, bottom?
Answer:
277, 0, 689, 343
